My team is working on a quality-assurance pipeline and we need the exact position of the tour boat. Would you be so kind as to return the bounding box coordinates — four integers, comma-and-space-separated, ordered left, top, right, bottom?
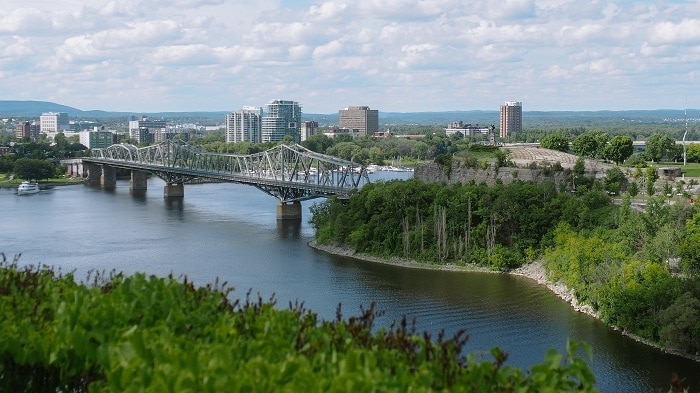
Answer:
17, 181, 40, 195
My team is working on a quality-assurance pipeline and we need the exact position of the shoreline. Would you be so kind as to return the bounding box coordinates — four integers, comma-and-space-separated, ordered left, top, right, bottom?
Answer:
308, 240, 700, 363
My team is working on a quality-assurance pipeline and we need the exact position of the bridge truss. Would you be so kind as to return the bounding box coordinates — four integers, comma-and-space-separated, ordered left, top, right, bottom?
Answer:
86, 140, 370, 202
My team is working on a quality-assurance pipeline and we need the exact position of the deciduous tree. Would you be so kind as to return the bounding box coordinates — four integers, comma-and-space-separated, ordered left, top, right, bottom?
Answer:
603, 135, 634, 165
540, 133, 569, 152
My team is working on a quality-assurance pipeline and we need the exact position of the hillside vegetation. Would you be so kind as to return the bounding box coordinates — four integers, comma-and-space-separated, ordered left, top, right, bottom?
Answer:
0, 257, 597, 392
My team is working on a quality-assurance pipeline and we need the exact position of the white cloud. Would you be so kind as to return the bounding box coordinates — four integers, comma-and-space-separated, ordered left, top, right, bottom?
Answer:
1, 0, 699, 112
649, 19, 700, 45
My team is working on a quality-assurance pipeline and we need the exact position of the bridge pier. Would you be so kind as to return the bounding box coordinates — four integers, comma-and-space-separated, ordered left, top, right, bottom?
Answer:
277, 201, 302, 220
87, 163, 115, 188
101, 166, 117, 188
164, 183, 184, 198
87, 163, 101, 184
130, 171, 148, 191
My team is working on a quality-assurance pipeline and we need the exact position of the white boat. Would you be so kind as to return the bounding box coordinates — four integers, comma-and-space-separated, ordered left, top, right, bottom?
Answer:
17, 181, 40, 195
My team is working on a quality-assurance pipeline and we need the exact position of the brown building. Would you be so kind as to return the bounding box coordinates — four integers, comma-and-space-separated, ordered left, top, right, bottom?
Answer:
15, 122, 30, 139
499, 101, 522, 139
338, 106, 378, 138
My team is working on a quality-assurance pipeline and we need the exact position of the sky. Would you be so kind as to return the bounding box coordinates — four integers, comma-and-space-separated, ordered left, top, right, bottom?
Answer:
0, 0, 699, 114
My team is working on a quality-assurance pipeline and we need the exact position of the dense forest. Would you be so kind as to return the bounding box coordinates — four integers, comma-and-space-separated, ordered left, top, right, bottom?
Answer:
309, 175, 700, 357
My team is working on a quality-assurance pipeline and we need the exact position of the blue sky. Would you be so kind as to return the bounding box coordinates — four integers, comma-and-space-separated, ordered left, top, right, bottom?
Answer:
1, 0, 699, 113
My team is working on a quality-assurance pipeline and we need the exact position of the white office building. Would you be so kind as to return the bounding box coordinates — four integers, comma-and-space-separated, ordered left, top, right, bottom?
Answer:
226, 106, 263, 143
40, 112, 69, 133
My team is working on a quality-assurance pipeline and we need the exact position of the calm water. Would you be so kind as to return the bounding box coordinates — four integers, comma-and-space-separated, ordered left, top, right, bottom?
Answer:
1, 174, 698, 392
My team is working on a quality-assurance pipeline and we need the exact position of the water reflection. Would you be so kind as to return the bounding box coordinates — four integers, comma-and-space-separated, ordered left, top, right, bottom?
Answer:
130, 189, 147, 201
164, 197, 184, 210
277, 218, 302, 239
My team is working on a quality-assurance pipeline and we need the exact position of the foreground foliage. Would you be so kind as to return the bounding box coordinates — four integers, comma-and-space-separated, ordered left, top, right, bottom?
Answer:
0, 257, 598, 392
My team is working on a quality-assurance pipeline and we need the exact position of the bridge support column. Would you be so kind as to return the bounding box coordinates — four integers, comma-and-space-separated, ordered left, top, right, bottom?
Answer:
277, 201, 302, 220
101, 165, 116, 188
87, 163, 101, 184
164, 183, 184, 198
130, 171, 148, 191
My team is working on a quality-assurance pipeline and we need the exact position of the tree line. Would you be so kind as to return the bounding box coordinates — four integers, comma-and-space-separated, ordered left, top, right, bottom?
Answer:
539, 130, 700, 163
0, 134, 87, 181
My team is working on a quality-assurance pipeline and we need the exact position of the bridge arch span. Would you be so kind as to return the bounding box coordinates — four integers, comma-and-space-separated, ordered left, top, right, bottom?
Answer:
84, 141, 371, 220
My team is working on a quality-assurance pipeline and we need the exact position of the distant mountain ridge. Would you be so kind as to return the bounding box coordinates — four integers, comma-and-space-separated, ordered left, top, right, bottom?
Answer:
0, 100, 114, 117
1, 100, 697, 126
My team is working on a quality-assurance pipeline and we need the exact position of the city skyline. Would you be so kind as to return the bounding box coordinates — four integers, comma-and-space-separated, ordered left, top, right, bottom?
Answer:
1, 1, 698, 114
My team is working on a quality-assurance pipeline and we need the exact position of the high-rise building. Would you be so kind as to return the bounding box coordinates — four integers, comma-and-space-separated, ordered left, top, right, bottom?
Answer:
226, 106, 263, 143
499, 101, 522, 139
338, 106, 378, 137
40, 112, 69, 133
262, 100, 301, 143
15, 122, 30, 139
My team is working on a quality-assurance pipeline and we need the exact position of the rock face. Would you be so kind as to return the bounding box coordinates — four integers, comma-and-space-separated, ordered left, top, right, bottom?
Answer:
414, 160, 570, 187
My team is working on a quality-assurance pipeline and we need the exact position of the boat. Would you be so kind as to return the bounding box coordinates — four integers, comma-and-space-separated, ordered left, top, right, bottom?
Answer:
17, 181, 40, 195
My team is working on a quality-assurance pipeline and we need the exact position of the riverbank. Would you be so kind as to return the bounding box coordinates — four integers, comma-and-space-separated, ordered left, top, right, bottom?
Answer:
308, 240, 700, 363
0, 178, 86, 188
308, 241, 594, 314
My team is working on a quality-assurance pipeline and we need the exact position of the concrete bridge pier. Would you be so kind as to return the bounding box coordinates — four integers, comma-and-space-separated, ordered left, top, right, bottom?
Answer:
87, 163, 115, 188
130, 171, 148, 191
164, 182, 184, 198
61, 159, 86, 178
87, 163, 101, 184
101, 166, 117, 188
277, 201, 302, 220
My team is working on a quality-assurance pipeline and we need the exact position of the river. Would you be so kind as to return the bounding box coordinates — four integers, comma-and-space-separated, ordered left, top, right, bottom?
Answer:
1, 172, 698, 392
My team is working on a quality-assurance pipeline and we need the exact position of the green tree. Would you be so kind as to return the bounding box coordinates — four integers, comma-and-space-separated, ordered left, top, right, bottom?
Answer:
658, 292, 700, 353
645, 166, 658, 196
540, 133, 569, 152
686, 143, 700, 163
679, 211, 700, 275
603, 135, 634, 165
604, 166, 626, 194
644, 134, 676, 162
13, 158, 54, 181
301, 134, 333, 153
571, 131, 608, 158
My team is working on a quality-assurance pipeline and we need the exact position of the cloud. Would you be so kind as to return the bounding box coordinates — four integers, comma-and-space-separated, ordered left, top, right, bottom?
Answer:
1, 0, 699, 112
649, 19, 700, 45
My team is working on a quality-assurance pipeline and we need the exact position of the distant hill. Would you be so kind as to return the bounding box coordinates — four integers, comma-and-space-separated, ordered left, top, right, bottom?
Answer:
1, 100, 697, 126
0, 100, 98, 117
0, 101, 228, 120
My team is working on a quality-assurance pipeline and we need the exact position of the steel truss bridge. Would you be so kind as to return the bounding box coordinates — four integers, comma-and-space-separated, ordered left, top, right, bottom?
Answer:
84, 140, 370, 202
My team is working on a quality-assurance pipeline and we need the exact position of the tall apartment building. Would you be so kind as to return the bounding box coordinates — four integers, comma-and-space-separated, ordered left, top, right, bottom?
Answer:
226, 106, 262, 143
338, 106, 378, 137
40, 112, 69, 133
15, 122, 30, 139
499, 101, 522, 139
261, 100, 301, 143
300, 121, 319, 142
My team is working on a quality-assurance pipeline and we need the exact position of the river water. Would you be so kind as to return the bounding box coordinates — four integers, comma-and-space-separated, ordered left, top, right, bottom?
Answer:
1, 173, 698, 392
